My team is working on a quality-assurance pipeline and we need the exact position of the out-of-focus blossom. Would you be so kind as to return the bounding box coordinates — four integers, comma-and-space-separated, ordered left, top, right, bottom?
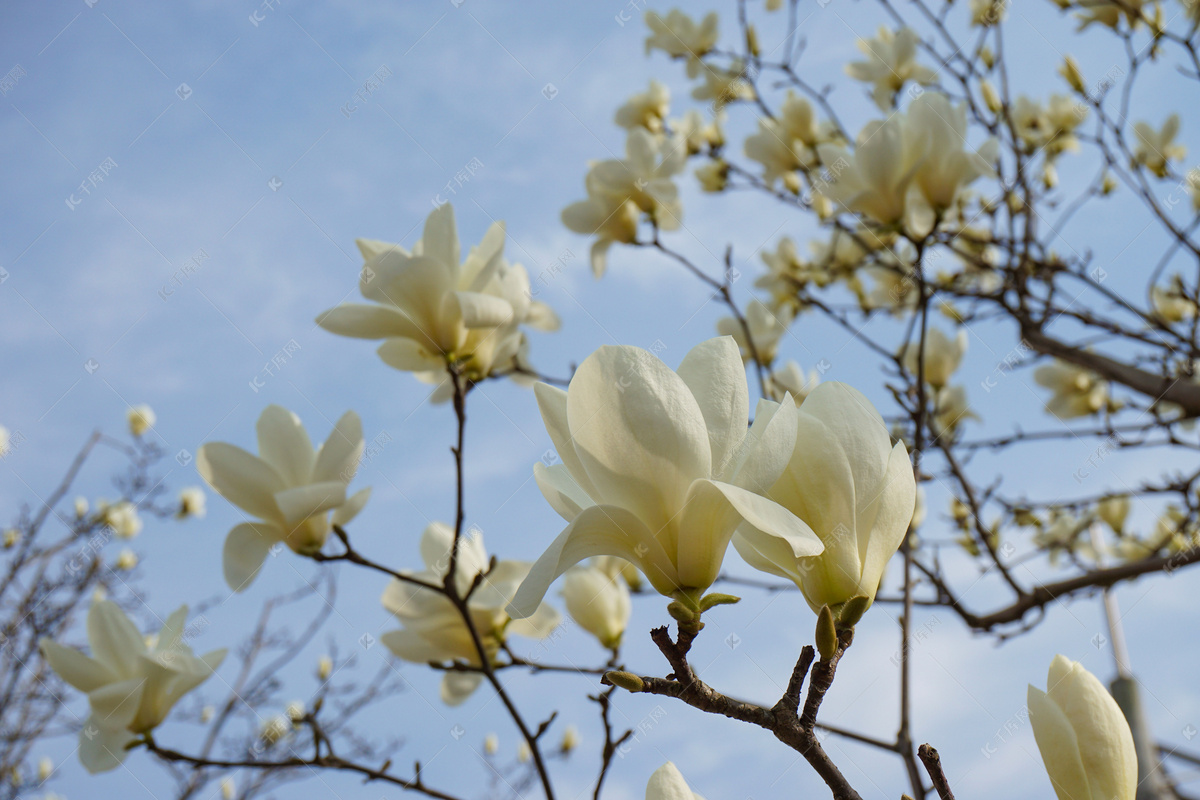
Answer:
1134, 115, 1186, 178
100, 501, 142, 540
691, 60, 755, 109
127, 405, 156, 437
615, 80, 671, 134
644, 9, 718, 76
176, 487, 206, 519
900, 328, 968, 390
817, 116, 927, 226
716, 300, 790, 364
768, 360, 821, 405
845, 27, 937, 110
1034, 361, 1109, 419
381, 523, 560, 705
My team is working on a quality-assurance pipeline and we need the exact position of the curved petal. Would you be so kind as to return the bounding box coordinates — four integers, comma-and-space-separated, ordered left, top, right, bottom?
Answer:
422, 203, 460, 276
312, 410, 364, 485
507, 601, 562, 639
533, 462, 593, 521
858, 442, 916, 597
441, 671, 484, 706
452, 291, 513, 329
368, 255, 456, 347
196, 443, 286, 523
273, 482, 346, 526
678, 479, 822, 590
223, 522, 282, 592
356, 237, 408, 262
567, 344, 712, 533
333, 487, 372, 526
40, 639, 115, 692
675, 336, 749, 475
380, 629, 450, 663
87, 601, 145, 680
507, 504, 678, 618
1051, 657, 1138, 800
534, 383, 600, 499
1028, 685, 1090, 800
727, 397, 798, 490
377, 338, 446, 372
646, 761, 699, 800
316, 303, 424, 341
87, 677, 145, 731
256, 405, 315, 487
78, 718, 136, 774
526, 301, 561, 331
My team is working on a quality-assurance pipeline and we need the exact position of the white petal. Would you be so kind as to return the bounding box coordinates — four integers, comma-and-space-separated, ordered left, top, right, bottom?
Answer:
422, 203, 461, 274
646, 761, 699, 800
441, 671, 484, 706
534, 383, 602, 499
453, 291, 513, 329
727, 397, 798, 491
223, 522, 282, 592
377, 338, 446, 372
273, 482, 346, 526
196, 443, 285, 523
507, 601, 562, 640
380, 629, 449, 663
1028, 685, 1091, 800
534, 462, 593, 521
39, 639, 115, 692
87, 677, 144, 731
332, 487, 372, 526
87, 601, 145, 680
675, 336, 750, 476
256, 405, 315, 487
567, 344, 712, 533
78, 718, 135, 774
507, 505, 678, 618
316, 303, 424, 340
312, 410, 364, 484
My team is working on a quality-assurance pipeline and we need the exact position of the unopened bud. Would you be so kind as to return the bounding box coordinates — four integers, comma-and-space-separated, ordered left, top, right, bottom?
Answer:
816, 605, 838, 660
603, 670, 645, 693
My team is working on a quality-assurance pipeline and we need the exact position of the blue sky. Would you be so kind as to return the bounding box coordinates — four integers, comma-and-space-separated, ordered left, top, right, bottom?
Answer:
4, 1, 1200, 799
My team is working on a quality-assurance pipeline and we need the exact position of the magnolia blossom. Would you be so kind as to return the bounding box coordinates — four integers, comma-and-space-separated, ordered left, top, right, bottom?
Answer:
646, 762, 703, 800
381, 523, 560, 705
198, 405, 370, 591
615, 80, 670, 133
756, 237, 834, 313
644, 9, 718, 75
695, 158, 729, 192
674, 109, 725, 155
1028, 655, 1137, 800
1134, 115, 1185, 178
126, 405, 156, 437
1097, 495, 1130, 533
114, 549, 138, 571
509, 337, 823, 617
100, 500, 142, 539
970, 0, 1008, 26
716, 300, 790, 364
39, 601, 225, 773
900, 328, 968, 389
744, 91, 826, 187
768, 360, 821, 405
563, 129, 685, 276
818, 116, 927, 226
318, 204, 557, 385
561, 558, 631, 650
906, 94, 997, 212
734, 382, 916, 613
932, 385, 979, 438
1034, 360, 1109, 419
1075, 0, 1148, 30
176, 487, 206, 519
845, 27, 937, 110
1151, 279, 1197, 323
691, 60, 755, 109
1012, 95, 1086, 157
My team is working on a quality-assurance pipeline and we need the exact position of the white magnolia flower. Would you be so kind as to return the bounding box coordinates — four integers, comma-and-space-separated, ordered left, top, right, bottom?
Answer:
615, 80, 671, 133
561, 194, 641, 278
101, 501, 142, 540
589, 129, 687, 230
691, 60, 755, 109
1134, 115, 1186, 178
932, 385, 979, 438
1034, 361, 1109, 419
1151, 279, 1197, 323
198, 405, 370, 591
695, 158, 729, 192
318, 204, 554, 384
37, 757, 52, 782
381, 522, 560, 705
39, 601, 225, 773
1028, 655, 1136, 800
768, 360, 821, 406
900, 328, 968, 389
674, 109, 724, 155
560, 724, 580, 753
114, 549, 138, 571
646, 762, 704, 800
74, 496, 89, 518
176, 487, 206, 519
644, 9, 719, 75
970, 0, 1008, 26
845, 27, 937, 110
561, 560, 631, 650
1075, 0, 1149, 30
1097, 495, 1130, 533
906, 94, 997, 212
734, 382, 916, 613
2, 528, 17, 548
484, 733, 499, 755
127, 405, 156, 437
817, 116, 928, 226
317, 655, 333, 681
716, 300, 790, 364
743, 92, 826, 187
509, 337, 823, 616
